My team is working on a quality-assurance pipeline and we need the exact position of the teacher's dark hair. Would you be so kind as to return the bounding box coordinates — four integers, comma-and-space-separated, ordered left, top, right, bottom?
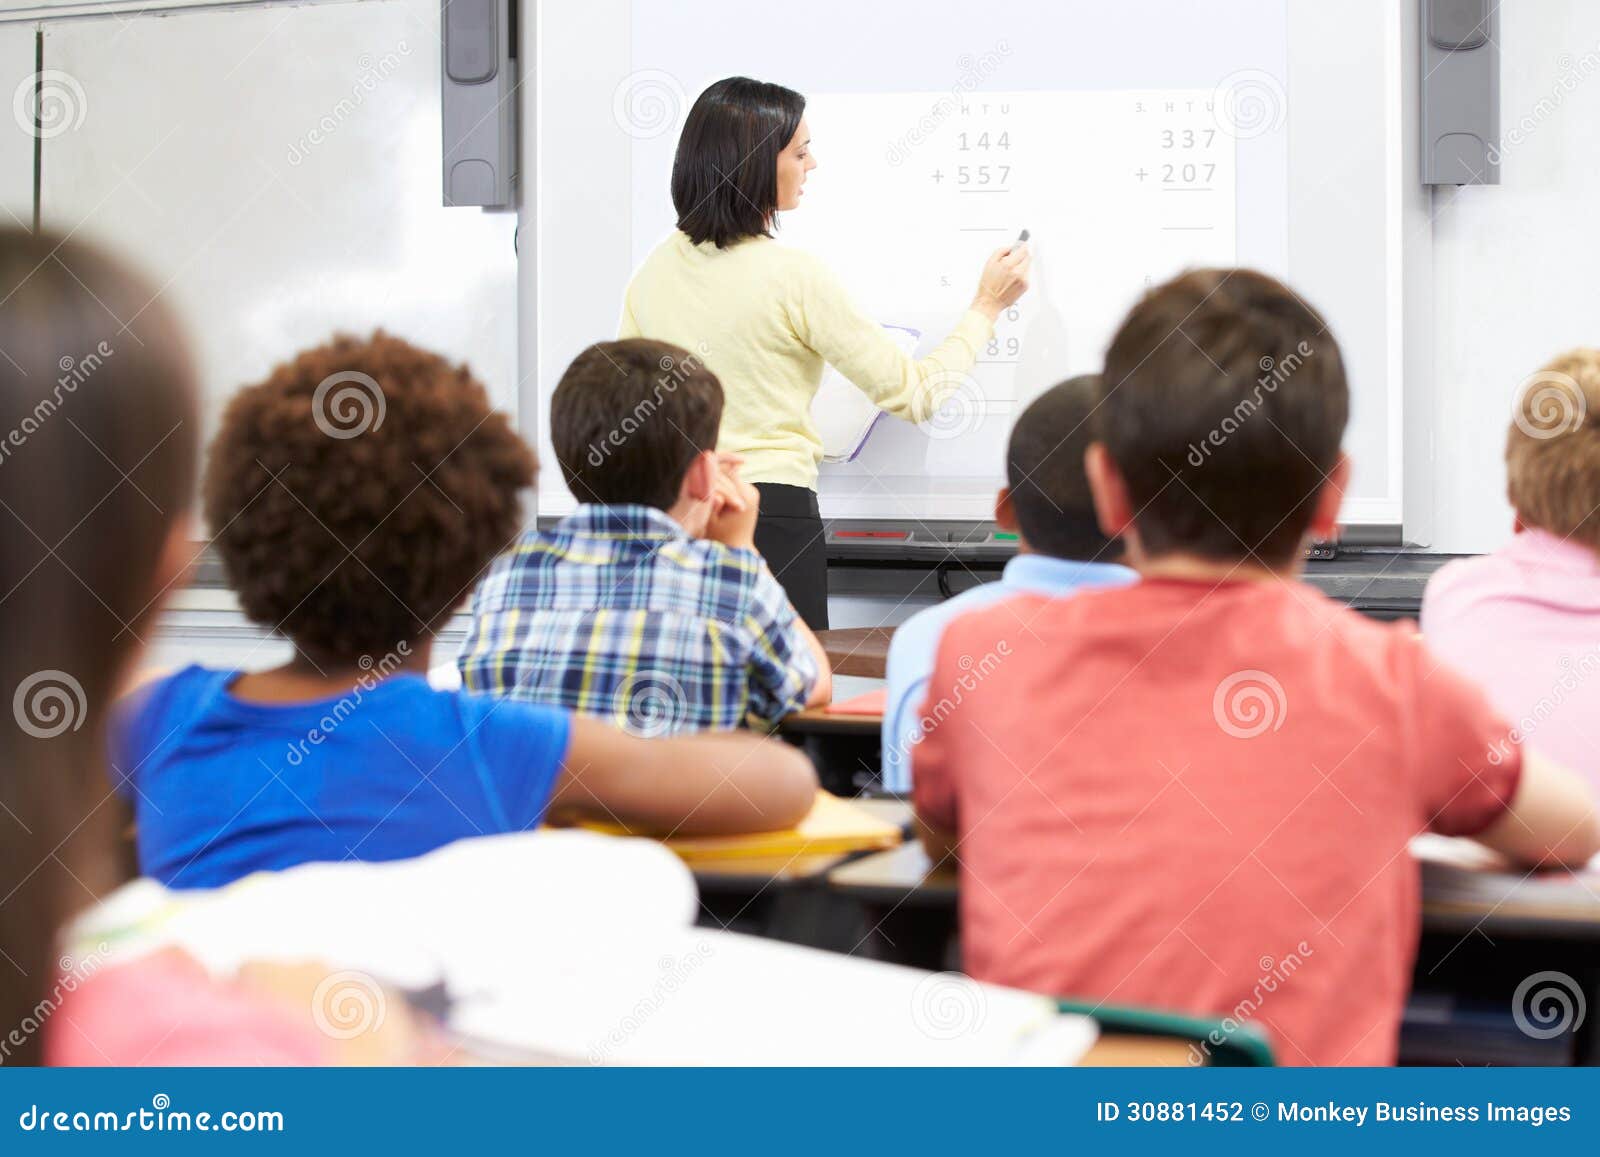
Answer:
672, 77, 805, 249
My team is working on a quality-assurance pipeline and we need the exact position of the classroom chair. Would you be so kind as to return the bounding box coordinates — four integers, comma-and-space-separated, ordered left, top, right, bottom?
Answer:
1056, 998, 1276, 1067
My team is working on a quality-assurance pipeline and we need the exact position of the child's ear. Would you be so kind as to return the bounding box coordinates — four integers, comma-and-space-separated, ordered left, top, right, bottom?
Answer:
1085, 443, 1133, 538
1306, 452, 1350, 542
681, 450, 718, 505
994, 486, 1018, 532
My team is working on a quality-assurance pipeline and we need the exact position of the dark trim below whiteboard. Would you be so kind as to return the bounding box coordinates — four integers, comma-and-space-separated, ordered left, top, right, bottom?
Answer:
827, 547, 1461, 622
820, 518, 1402, 563
189, 535, 1454, 621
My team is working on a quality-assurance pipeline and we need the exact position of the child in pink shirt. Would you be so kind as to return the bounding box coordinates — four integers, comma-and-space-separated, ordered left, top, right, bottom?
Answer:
914, 270, 1600, 1066
1423, 349, 1600, 796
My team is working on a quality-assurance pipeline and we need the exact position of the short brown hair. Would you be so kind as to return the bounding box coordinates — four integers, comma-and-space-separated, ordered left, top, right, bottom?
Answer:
1506, 349, 1600, 549
205, 332, 535, 663
551, 339, 723, 510
1100, 268, 1349, 565
1006, 374, 1116, 561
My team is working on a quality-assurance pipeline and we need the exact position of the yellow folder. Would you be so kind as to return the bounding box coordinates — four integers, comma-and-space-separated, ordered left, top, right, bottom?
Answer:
579, 791, 903, 862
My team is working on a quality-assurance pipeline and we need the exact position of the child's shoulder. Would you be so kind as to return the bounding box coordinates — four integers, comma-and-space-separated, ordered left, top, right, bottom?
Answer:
928, 588, 1069, 667
120, 664, 231, 722
452, 684, 566, 723
111, 665, 235, 780
659, 538, 770, 593
1424, 545, 1526, 614
449, 689, 573, 769
902, 581, 1039, 652
939, 580, 1139, 642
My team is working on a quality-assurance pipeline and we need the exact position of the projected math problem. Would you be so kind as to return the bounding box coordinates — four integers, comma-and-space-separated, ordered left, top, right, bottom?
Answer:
785, 90, 1237, 483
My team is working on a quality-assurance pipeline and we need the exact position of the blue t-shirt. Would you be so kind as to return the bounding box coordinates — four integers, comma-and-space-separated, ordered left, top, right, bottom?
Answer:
112, 666, 572, 889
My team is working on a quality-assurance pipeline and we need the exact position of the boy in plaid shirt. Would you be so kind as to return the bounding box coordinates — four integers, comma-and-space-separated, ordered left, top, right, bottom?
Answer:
460, 339, 831, 734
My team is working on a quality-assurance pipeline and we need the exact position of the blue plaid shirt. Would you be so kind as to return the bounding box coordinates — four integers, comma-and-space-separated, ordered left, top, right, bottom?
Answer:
459, 505, 818, 735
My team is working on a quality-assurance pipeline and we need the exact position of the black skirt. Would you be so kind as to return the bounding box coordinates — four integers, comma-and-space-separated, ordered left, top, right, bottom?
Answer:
751, 483, 829, 630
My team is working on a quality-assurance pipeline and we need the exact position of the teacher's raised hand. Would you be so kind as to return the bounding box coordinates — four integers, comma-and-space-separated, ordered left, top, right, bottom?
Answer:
973, 242, 1032, 320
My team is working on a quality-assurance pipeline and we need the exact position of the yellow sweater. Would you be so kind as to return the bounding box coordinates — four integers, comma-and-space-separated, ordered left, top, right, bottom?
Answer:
619, 230, 994, 490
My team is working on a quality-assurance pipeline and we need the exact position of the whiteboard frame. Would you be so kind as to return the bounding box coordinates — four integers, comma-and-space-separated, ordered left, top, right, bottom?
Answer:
524, 0, 1426, 543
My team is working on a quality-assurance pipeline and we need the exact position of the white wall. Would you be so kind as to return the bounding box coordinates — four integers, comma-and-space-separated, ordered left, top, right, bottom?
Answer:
1427, 0, 1600, 553
0, 22, 34, 225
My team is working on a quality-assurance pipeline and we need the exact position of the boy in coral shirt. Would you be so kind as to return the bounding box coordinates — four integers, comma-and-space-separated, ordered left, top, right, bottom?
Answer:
913, 269, 1599, 1066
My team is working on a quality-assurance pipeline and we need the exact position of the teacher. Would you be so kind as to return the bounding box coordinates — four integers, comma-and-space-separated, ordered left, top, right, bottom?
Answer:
619, 76, 1030, 629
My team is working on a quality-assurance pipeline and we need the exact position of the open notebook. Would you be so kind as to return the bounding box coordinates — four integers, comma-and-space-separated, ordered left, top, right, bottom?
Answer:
67, 830, 1097, 1066
811, 323, 921, 462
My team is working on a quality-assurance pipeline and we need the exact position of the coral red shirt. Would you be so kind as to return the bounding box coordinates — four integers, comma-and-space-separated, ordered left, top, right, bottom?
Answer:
913, 577, 1521, 1066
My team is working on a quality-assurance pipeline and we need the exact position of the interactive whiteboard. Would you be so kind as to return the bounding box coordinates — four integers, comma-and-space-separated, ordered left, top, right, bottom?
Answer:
533, 0, 1410, 530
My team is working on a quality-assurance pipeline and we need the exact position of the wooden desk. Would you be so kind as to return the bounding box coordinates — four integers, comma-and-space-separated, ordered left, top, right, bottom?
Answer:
829, 822, 1600, 935
828, 836, 955, 906
689, 797, 910, 950
779, 706, 882, 738
817, 627, 894, 679
1415, 850, 1600, 939
824, 831, 1600, 1063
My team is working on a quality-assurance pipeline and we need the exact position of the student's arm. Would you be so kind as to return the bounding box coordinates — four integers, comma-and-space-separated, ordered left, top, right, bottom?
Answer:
915, 815, 960, 868
1470, 751, 1600, 868
788, 248, 1026, 423
910, 631, 965, 868
792, 617, 833, 708
703, 471, 829, 716
1409, 638, 1600, 867
549, 716, 818, 836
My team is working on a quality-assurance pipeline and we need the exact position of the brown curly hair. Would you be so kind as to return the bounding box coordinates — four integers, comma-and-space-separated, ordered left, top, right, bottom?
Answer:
205, 332, 535, 663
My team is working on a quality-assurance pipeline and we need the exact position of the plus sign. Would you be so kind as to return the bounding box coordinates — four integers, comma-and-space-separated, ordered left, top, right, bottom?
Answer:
932, 169, 944, 183
1135, 167, 1149, 181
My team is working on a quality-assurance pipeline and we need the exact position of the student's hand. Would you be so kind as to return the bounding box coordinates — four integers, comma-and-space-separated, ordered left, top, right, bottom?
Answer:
705, 462, 761, 551
972, 243, 1031, 319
